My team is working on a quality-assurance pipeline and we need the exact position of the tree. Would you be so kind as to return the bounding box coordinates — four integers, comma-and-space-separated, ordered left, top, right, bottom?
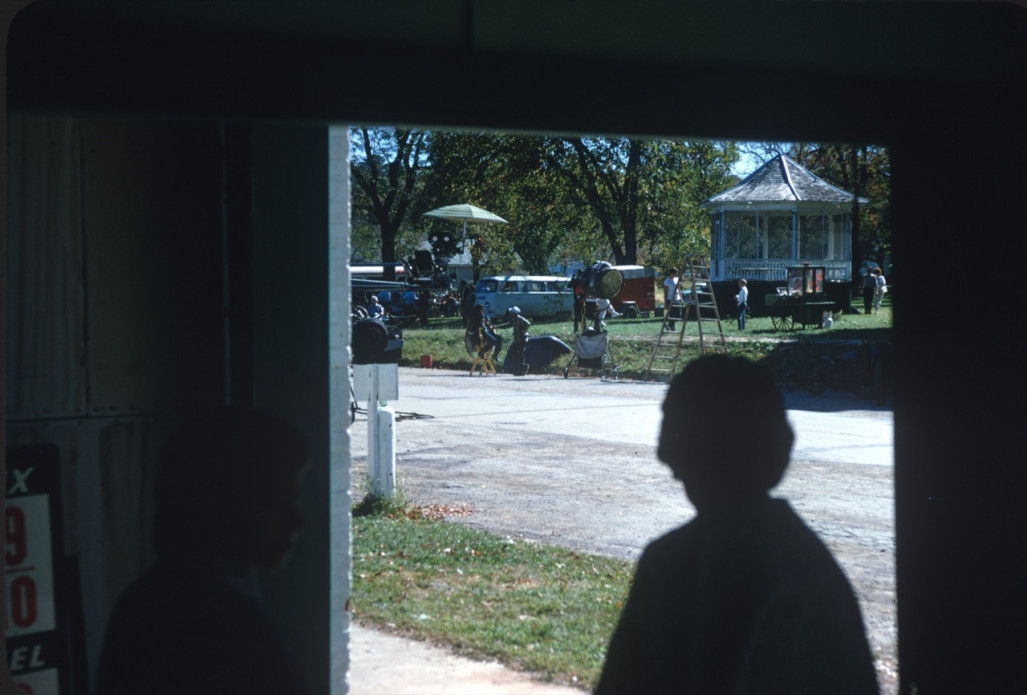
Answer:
422, 132, 738, 275
641, 139, 739, 270
539, 137, 737, 268
793, 144, 891, 274
349, 127, 430, 279
424, 132, 582, 276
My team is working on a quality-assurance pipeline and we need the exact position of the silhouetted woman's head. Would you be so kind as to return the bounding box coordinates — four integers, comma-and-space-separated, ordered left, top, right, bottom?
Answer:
659, 356, 793, 512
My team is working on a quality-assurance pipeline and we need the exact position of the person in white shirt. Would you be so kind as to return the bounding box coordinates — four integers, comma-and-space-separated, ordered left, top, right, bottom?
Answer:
366, 295, 385, 318
872, 268, 887, 314
663, 268, 682, 330
735, 278, 749, 330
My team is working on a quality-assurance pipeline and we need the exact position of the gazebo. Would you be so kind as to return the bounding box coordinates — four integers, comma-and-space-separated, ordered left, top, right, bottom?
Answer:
702, 154, 866, 284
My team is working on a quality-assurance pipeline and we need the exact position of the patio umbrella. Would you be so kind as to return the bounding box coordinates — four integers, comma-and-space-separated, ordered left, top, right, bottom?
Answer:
423, 203, 507, 225
423, 204, 508, 245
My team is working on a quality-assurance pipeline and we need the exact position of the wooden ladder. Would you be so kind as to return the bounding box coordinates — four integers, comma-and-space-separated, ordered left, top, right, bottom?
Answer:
644, 257, 727, 381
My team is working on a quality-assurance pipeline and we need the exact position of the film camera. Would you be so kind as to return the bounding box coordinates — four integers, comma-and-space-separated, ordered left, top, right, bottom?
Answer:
403, 230, 462, 290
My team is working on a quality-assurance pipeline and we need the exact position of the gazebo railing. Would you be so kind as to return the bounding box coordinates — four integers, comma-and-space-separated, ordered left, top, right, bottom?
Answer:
719, 259, 850, 283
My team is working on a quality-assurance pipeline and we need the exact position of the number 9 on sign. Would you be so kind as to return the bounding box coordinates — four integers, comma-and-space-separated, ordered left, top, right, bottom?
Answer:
4, 497, 55, 635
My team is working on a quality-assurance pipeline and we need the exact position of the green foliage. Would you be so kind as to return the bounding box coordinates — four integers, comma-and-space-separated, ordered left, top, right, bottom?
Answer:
529, 137, 738, 267
408, 130, 740, 274
790, 143, 891, 267
424, 132, 587, 275
352, 513, 634, 688
350, 127, 432, 268
353, 490, 416, 518
349, 128, 888, 282
641, 139, 739, 270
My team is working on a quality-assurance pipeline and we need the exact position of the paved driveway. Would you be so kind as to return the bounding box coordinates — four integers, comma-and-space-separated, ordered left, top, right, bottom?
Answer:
351, 367, 896, 692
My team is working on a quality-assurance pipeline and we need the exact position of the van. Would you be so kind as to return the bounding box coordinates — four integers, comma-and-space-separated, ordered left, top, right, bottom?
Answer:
474, 275, 573, 319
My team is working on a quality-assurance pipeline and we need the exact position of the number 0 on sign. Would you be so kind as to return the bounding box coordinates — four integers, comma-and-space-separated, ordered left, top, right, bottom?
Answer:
5, 494, 56, 636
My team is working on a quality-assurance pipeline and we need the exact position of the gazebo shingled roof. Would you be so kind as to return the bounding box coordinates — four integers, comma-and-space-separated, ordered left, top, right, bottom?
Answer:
702, 154, 867, 206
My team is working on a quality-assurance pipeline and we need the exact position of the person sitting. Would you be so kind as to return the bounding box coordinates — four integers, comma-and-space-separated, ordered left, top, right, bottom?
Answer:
376, 289, 393, 315
442, 293, 459, 317
467, 304, 502, 360
401, 288, 417, 315
366, 295, 385, 318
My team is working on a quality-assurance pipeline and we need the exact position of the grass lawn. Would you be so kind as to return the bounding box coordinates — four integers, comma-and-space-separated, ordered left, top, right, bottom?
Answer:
398, 298, 893, 380
352, 503, 634, 690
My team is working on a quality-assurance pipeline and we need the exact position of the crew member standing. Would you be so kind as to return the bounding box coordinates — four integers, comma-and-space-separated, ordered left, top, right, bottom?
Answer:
571, 270, 587, 334
501, 306, 531, 376
735, 278, 749, 330
861, 269, 876, 315
663, 268, 682, 331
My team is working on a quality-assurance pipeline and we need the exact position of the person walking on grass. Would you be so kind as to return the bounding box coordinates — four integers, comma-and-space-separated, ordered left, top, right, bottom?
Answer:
861, 268, 876, 315
872, 268, 887, 314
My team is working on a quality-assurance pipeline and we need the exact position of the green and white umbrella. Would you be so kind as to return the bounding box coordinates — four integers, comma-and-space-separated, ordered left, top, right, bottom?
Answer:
423, 203, 507, 226
423, 204, 508, 246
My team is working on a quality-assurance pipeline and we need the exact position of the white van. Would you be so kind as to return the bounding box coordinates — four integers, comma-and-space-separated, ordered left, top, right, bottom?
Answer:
474, 275, 573, 319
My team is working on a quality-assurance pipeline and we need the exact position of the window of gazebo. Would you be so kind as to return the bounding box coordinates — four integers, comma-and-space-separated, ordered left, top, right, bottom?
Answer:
711, 208, 851, 282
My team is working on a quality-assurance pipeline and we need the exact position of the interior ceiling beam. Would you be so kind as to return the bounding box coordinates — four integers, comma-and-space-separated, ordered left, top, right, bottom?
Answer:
7, 1, 1026, 144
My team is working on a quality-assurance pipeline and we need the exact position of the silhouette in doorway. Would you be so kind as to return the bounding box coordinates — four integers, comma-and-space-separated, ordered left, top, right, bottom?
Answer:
596, 356, 878, 695
95, 406, 312, 695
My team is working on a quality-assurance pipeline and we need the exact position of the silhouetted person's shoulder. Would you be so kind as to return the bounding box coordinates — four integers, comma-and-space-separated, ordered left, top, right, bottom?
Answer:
96, 406, 312, 695
596, 499, 878, 695
96, 560, 310, 695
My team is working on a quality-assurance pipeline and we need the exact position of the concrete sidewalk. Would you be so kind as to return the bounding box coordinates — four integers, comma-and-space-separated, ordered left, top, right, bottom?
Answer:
349, 623, 585, 695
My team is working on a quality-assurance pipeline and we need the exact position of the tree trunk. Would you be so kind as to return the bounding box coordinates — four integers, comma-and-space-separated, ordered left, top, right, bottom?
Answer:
849, 146, 861, 280
621, 141, 642, 265
381, 223, 398, 281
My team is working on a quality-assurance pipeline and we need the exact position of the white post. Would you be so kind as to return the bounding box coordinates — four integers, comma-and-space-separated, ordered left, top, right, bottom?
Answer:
366, 363, 379, 492
365, 364, 396, 498
374, 404, 396, 497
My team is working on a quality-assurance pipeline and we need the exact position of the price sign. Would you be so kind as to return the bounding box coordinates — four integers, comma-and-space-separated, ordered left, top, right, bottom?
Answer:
5, 445, 66, 693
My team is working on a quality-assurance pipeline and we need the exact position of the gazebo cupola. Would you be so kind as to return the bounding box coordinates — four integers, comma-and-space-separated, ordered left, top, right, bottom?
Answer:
701, 154, 867, 282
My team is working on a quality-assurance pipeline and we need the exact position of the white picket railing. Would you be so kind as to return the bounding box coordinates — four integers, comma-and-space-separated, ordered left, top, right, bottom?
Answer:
718, 259, 850, 283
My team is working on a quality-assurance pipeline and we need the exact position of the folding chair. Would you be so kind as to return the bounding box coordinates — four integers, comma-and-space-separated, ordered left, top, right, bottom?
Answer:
466, 328, 497, 375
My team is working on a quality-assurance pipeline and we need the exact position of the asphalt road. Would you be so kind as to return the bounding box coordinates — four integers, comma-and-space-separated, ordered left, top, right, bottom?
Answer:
351, 366, 897, 693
